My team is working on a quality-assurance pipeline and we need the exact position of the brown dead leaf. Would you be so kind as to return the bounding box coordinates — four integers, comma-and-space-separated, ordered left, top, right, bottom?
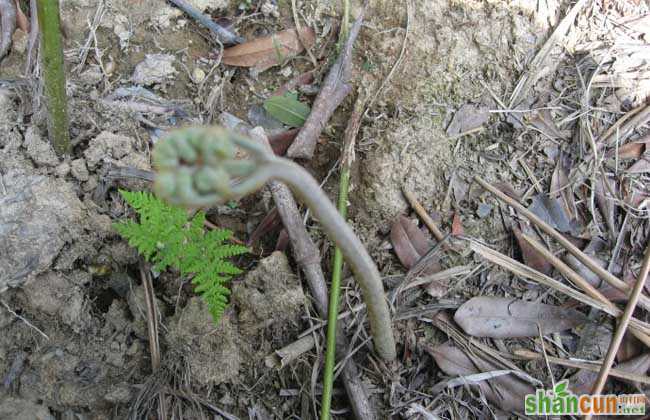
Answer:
247, 208, 281, 247
454, 296, 587, 338
390, 215, 433, 269
222, 27, 316, 72
513, 226, 552, 275
594, 175, 617, 238
424, 340, 533, 413
610, 141, 646, 160
451, 212, 464, 236
550, 155, 577, 221
268, 128, 299, 156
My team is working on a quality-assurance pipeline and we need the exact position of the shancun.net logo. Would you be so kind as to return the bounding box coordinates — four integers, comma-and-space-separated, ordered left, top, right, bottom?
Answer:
525, 380, 646, 416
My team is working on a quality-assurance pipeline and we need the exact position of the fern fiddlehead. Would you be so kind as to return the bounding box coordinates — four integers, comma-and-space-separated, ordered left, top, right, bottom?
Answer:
153, 126, 397, 362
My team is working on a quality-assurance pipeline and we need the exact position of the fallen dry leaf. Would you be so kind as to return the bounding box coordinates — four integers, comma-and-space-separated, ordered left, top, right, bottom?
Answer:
549, 155, 577, 221
451, 212, 464, 236
446, 103, 489, 137
610, 141, 646, 160
390, 215, 433, 269
268, 128, 299, 155
247, 207, 281, 247
424, 340, 533, 413
454, 296, 587, 338
513, 226, 552, 275
594, 175, 617, 238
528, 194, 574, 234
222, 27, 316, 72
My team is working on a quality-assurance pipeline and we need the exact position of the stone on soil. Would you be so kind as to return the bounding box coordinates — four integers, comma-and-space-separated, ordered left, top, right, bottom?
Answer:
0, 171, 86, 291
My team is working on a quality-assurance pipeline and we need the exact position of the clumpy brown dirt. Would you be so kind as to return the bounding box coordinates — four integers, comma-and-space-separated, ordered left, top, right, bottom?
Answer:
2, 0, 649, 418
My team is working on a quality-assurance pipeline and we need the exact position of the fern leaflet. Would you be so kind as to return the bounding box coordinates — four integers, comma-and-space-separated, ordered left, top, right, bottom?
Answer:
114, 190, 248, 322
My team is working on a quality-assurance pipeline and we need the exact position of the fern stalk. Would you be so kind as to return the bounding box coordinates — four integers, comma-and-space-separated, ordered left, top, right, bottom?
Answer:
36, 0, 70, 156
153, 127, 397, 362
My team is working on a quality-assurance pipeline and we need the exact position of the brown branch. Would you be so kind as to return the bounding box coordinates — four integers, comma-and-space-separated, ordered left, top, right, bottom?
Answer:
589, 241, 650, 402
250, 127, 376, 420
474, 175, 650, 312
286, 1, 367, 159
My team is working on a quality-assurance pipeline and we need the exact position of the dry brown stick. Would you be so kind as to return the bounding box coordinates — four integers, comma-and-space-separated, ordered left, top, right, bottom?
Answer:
514, 349, 650, 385
139, 262, 166, 420
474, 175, 650, 312
286, 0, 367, 159
589, 241, 650, 404
519, 232, 650, 347
250, 128, 376, 420
401, 187, 446, 243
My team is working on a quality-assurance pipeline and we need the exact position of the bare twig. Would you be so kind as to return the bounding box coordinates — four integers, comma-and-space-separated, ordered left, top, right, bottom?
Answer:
139, 263, 165, 420
286, 1, 368, 159
0, 299, 48, 339
167, 0, 243, 44
588, 241, 650, 407
474, 175, 650, 311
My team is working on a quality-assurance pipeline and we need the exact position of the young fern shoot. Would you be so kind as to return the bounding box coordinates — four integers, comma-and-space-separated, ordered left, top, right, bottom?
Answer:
153, 126, 397, 362
114, 190, 248, 321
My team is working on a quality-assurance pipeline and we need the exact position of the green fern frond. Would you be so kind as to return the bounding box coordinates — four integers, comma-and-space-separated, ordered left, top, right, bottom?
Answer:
113, 190, 248, 323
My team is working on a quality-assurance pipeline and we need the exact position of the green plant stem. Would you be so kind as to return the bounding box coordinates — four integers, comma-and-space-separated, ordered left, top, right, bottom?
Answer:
321, 90, 364, 420
36, 0, 70, 156
320, 170, 349, 420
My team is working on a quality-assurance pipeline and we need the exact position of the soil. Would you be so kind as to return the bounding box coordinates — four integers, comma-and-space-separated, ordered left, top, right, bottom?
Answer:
1, 0, 649, 419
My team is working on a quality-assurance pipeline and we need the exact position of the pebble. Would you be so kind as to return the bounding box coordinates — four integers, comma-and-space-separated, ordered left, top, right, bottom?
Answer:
477, 203, 493, 218
70, 159, 89, 182
192, 67, 206, 83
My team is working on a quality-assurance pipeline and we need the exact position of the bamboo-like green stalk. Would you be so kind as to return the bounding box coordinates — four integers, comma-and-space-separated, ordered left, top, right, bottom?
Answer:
321, 5, 354, 418
36, 0, 70, 156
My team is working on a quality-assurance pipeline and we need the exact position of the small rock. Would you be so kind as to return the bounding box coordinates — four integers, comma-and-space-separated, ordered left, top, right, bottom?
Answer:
476, 203, 492, 218
55, 162, 71, 178
192, 67, 206, 83
232, 251, 305, 336
23, 127, 59, 167
279, 66, 292, 77
0, 171, 86, 290
168, 298, 242, 386
82, 176, 98, 193
132, 54, 177, 86
20, 271, 89, 332
11, 30, 28, 54
70, 159, 89, 181
91, 213, 113, 237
